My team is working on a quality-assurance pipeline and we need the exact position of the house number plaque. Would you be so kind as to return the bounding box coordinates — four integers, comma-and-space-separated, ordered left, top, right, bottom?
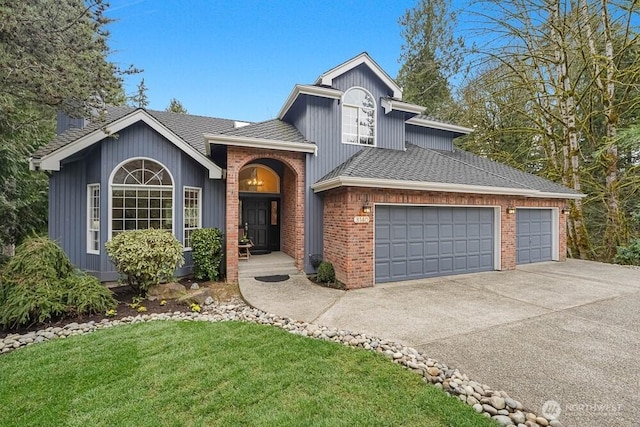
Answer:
353, 216, 370, 223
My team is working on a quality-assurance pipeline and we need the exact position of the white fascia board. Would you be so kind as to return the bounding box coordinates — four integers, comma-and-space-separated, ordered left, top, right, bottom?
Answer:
406, 116, 474, 135
38, 110, 223, 179
277, 85, 343, 119
205, 133, 318, 156
311, 176, 586, 199
316, 53, 403, 99
381, 98, 426, 115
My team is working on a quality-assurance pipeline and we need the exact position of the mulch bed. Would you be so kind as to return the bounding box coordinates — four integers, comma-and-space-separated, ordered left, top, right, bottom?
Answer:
0, 278, 242, 339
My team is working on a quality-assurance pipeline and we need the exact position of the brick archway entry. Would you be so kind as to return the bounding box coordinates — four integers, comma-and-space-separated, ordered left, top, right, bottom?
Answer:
225, 146, 305, 282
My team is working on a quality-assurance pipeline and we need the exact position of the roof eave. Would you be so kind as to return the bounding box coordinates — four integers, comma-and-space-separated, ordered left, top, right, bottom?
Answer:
311, 176, 585, 199
406, 117, 474, 135
37, 109, 223, 179
381, 98, 425, 115
277, 85, 343, 119
205, 133, 317, 156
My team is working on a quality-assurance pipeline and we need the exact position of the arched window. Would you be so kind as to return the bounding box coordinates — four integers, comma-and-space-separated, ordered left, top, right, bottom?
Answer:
238, 164, 280, 193
342, 87, 376, 146
110, 158, 173, 237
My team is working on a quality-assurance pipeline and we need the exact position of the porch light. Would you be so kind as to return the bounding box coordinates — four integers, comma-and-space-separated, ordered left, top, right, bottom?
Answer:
362, 200, 372, 214
506, 206, 516, 214
561, 207, 570, 215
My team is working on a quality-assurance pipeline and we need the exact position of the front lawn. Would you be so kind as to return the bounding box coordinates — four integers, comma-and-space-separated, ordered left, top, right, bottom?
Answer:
0, 321, 496, 426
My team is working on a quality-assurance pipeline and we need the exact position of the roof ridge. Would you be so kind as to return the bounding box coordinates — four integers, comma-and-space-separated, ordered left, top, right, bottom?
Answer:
422, 145, 536, 191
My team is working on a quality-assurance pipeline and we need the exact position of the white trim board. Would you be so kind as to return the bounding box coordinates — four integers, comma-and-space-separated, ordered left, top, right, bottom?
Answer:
205, 133, 318, 156
406, 117, 474, 135
32, 110, 223, 179
381, 98, 425, 115
312, 176, 585, 200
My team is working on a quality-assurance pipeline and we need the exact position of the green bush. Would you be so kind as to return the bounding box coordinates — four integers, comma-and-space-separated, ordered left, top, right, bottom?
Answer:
316, 261, 336, 283
614, 238, 640, 265
62, 273, 117, 316
191, 228, 224, 281
0, 237, 116, 328
105, 229, 185, 294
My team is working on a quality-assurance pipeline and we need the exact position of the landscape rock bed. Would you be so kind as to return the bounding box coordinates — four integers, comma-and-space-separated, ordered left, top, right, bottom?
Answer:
0, 298, 562, 427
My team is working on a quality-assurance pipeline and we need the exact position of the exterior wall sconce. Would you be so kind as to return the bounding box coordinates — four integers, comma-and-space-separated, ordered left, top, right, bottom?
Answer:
506, 207, 516, 214
561, 207, 570, 215
362, 200, 372, 214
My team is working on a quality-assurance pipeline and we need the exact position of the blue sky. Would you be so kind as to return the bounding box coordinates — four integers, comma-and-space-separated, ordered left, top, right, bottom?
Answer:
107, 1, 419, 122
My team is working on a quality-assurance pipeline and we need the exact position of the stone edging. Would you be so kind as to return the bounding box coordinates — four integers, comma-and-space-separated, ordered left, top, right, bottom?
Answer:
0, 300, 562, 427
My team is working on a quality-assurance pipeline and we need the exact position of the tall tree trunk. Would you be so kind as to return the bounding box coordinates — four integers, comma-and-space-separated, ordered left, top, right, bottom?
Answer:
550, 0, 591, 258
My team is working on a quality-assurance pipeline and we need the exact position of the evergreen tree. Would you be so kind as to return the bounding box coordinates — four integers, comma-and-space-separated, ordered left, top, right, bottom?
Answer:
166, 98, 188, 114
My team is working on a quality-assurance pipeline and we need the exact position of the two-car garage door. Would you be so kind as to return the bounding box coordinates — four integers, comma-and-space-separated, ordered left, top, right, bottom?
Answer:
375, 206, 495, 283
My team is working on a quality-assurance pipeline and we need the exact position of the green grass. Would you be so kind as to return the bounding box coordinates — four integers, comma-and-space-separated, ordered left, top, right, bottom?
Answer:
0, 321, 497, 427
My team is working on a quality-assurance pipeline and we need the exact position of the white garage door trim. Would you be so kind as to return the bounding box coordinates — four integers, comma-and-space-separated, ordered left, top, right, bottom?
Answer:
515, 207, 559, 262
373, 203, 501, 284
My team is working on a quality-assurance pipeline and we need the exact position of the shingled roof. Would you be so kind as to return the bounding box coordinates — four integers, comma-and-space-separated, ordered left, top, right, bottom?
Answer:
221, 119, 309, 144
32, 106, 238, 159
315, 143, 581, 197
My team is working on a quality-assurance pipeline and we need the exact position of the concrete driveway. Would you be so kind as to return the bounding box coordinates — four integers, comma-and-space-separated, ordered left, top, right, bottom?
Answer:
239, 259, 640, 427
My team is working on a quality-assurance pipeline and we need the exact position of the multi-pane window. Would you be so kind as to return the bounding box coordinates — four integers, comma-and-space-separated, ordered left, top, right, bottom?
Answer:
87, 184, 100, 254
111, 159, 173, 237
342, 87, 376, 146
183, 187, 201, 249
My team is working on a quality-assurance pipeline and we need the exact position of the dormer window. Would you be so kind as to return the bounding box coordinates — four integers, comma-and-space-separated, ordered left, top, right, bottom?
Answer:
342, 87, 376, 146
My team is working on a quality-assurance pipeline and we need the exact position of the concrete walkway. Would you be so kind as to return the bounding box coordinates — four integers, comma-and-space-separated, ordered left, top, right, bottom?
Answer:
239, 260, 640, 427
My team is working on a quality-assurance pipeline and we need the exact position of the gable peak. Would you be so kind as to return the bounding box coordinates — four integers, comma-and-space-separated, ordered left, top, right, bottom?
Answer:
315, 52, 402, 99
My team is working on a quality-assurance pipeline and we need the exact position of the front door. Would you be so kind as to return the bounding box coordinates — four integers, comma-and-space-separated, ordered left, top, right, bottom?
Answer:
241, 198, 280, 253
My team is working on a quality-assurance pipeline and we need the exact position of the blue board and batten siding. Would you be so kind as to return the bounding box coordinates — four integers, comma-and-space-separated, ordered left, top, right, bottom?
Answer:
286, 64, 459, 272
49, 121, 226, 281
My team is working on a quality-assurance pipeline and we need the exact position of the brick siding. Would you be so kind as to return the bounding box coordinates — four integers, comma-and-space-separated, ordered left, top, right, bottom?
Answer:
226, 147, 305, 282
323, 187, 567, 289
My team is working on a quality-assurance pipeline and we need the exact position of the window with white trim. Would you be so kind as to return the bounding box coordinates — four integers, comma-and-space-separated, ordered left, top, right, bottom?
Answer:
87, 184, 100, 254
342, 87, 376, 146
111, 159, 173, 237
183, 187, 201, 250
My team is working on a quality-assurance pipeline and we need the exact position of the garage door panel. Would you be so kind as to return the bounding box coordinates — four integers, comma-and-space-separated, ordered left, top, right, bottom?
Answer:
517, 209, 553, 264
440, 240, 454, 255
425, 241, 438, 256
392, 224, 407, 239
467, 254, 480, 269
467, 223, 480, 237
408, 259, 423, 275
409, 242, 423, 257
375, 206, 495, 283
376, 243, 390, 259
454, 239, 467, 253
454, 224, 467, 238
480, 223, 493, 237
425, 224, 438, 239
409, 224, 423, 239
440, 224, 453, 238
391, 260, 408, 277
454, 256, 467, 271
391, 242, 407, 259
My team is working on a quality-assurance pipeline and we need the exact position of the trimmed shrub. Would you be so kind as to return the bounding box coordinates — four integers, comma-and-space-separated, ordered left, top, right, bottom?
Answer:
105, 229, 184, 294
0, 237, 117, 328
316, 261, 335, 283
614, 238, 640, 266
191, 228, 224, 281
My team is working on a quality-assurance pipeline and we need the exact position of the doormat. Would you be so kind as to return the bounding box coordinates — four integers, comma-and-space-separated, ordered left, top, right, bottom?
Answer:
254, 275, 290, 283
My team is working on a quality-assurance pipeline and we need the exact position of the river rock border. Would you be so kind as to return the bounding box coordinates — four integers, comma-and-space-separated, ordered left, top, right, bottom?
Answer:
0, 299, 562, 427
